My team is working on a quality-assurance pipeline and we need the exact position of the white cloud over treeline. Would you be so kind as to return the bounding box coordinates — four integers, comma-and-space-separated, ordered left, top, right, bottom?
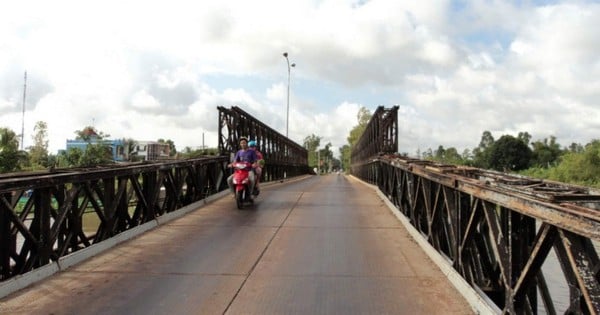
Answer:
0, 0, 598, 157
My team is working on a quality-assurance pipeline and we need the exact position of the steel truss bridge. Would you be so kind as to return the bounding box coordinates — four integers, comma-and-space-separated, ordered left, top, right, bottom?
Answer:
1, 105, 599, 314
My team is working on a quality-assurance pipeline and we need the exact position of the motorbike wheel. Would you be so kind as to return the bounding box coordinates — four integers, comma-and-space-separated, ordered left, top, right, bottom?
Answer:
246, 188, 254, 204
236, 190, 243, 209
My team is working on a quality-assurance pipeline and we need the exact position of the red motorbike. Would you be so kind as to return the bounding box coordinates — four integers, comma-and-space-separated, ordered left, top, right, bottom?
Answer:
231, 161, 254, 209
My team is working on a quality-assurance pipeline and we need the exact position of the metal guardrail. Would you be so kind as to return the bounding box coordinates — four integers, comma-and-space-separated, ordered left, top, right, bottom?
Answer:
354, 155, 600, 314
0, 157, 229, 281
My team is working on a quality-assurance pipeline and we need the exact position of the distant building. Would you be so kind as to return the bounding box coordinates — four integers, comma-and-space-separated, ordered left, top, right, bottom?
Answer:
66, 127, 127, 161
66, 138, 128, 162
66, 127, 170, 162
130, 141, 170, 161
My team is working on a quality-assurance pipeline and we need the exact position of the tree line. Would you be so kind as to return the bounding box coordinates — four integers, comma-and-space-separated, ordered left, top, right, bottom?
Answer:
302, 107, 372, 174
5, 114, 598, 190
0, 122, 191, 173
304, 106, 600, 189
419, 131, 600, 188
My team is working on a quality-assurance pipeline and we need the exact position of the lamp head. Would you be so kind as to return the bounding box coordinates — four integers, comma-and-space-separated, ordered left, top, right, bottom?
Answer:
283, 52, 288, 57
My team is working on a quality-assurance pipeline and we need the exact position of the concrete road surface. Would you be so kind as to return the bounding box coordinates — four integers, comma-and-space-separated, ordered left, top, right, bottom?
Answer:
0, 174, 475, 315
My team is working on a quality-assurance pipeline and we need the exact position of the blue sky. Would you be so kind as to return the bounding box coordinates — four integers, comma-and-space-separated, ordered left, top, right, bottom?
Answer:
1, 0, 599, 157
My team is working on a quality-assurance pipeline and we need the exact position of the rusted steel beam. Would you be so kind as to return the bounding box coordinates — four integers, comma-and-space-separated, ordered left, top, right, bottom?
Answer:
482, 202, 514, 313
558, 231, 600, 313
355, 154, 600, 314
512, 224, 557, 308
0, 158, 228, 193
379, 156, 600, 239
0, 193, 12, 279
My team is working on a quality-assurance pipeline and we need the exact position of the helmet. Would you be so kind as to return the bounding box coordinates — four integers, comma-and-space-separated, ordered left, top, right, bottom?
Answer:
248, 140, 257, 147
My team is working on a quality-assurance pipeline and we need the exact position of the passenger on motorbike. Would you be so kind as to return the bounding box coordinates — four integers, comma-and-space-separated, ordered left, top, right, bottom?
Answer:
248, 140, 265, 195
227, 137, 257, 196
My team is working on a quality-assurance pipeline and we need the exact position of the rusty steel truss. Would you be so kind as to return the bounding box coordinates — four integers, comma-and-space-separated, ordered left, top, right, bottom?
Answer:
218, 106, 309, 180
0, 157, 229, 282
350, 105, 399, 165
354, 157, 600, 314
350, 106, 600, 314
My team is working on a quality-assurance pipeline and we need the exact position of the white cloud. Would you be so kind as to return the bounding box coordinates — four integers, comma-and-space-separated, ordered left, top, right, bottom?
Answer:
0, 0, 599, 161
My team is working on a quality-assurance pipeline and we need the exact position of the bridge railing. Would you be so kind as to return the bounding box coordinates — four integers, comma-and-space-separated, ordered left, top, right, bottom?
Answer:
350, 105, 399, 167
354, 155, 600, 314
218, 106, 310, 179
0, 156, 229, 282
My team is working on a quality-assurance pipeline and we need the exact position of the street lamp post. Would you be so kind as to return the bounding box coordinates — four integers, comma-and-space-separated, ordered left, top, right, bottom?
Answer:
283, 52, 295, 138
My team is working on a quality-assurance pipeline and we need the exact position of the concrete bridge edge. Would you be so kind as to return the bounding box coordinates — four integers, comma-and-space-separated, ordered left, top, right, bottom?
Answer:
349, 175, 502, 315
0, 189, 234, 299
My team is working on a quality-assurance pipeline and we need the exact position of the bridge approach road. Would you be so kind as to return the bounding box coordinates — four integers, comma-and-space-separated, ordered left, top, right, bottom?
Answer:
0, 174, 475, 314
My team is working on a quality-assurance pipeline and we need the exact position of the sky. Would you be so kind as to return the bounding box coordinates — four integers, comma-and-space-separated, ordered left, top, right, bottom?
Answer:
1, 0, 599, 158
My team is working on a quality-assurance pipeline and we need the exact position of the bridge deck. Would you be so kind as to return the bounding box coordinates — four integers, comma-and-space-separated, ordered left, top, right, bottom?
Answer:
0, 174, 474, 314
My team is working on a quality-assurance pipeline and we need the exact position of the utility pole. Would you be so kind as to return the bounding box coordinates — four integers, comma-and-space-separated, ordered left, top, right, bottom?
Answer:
21, 71, 27, 150
282, 52, 295, 138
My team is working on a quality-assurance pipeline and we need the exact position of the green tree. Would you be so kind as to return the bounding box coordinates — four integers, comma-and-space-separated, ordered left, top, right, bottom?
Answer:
344, 107, 372, 172
347, 107, 372, 147
317, 142, 334, 173
549, 140, 600, 186
443, 147, 463, 164
530, 136, 562, 168
472, 131, 495, 168
28, 121, 49, 168
64, 147, 83, 166
433, 145, 446, 161
63, 126, 113, 167
303, 134, 321, 169
461, 149, 473, 164
422, 148, 434, 160
567, 142, 584, 153
75, 126, 109, 141
339, 145, 351, 172
517, 131, 532, 146
79, 144, 113, 167
0, 127, 26, 173
428, 145, 464, 165
488, 135, 532, 171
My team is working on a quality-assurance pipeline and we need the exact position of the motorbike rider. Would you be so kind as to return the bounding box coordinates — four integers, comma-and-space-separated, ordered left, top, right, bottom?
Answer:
227, 137, 257, 196
248, 140, 265, 195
